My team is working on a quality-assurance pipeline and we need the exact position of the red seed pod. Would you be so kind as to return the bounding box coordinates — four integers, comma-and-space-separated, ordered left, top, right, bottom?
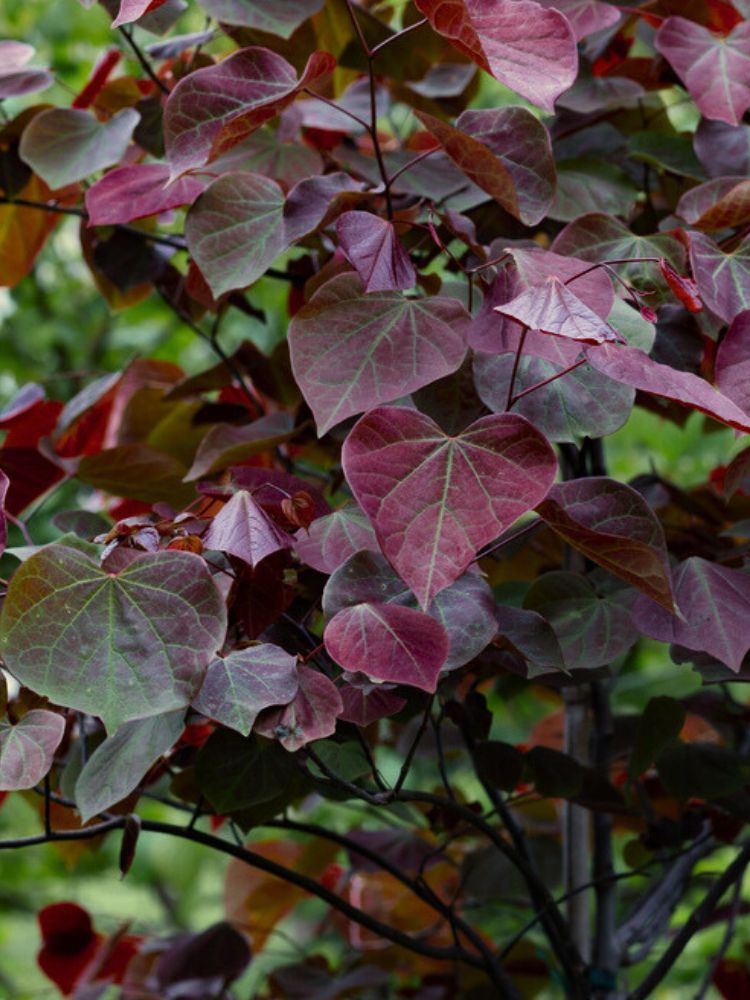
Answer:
658, 258, 703, 313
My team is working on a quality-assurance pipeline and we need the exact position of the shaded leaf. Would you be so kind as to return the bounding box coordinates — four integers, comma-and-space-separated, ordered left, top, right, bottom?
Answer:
19, 108, 139, 189
414, 0, 577, 113
0, 470, 7, 557
192, 644, 299, 736
0, 545, 227, 730
715, 310, 750, 413
324, 602, 448, 693
196, 0, 323, 37
473, 740, 525, 791
255, 664, 343, 750
634, 557, 750, 673
536, 478, 674, 610
185, 412, 296, 480
335, 212, 416, 293
338, 678, 406, 727
0, 710, 64, 791
656, 742, 746, 801
694, 118, 750, 179
76, 443, 195, 507
495, 604, 567, 674
343, 405, 557, 608
289, 273, 468, 435
551, 159, 638, 222
196, 730, 302, 813
202, 489, 293, 567
628, 696, 686, 778
0, 41, 52, 98
525, 746, 583, 798
74, 710, 185, 822
155, 921, 251, 991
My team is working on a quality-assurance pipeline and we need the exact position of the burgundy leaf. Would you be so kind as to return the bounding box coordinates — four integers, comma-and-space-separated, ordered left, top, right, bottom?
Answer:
495, 276, 621, 345
693, 119, 750, 179
295, 505, 379, 575
725, 444, 750, 497
186, 413, 296, 480
689, 231, 750, 323
509, 246, 615, 319
536, 478, 674, 610
85, 164, 205, 226
0, 470, 8, 557
283, 173, 365, 241
495, 604, 567, 674
255, 664, 342, 751
19, 108, 140, 189
335, 212, 416, 293
0, 41, 52, 98
192, 644, 300, 736
229, 467, 330, 519
715, 310, 750, 413
112, 0, 169, 27
584, 343, 750, 433
655, 17, 750, 126
288, 273, 468, 435
0, 710, 64, 791
325, 602, 449, 693
414, 0, 577, 113
633, 557, 750, 672
338, 677, 407, 727
677, 176, 750, 232
164, 47, 335, 177
202, 489, 293, 567
342, 406, 557, 608
535, 0, 620, 41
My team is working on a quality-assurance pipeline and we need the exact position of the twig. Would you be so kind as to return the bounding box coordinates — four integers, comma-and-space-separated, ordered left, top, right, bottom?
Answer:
695, 870, 745, 1000
369, 17, 429, 58
509, 358, 587, 407
119, 25, 169, 96
505, 326, 529, 411
393, 695, 434, 794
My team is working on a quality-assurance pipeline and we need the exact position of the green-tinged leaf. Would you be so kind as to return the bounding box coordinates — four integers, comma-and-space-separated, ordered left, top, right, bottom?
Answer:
629, 697, 686, 778
656, 743, 747, 801
551, 159, 639, 222
195, 730, 301, 813
75, 710, 185, 822
0, 545, 227, 731
525, 746, 583, 798
77, 443, 195, 506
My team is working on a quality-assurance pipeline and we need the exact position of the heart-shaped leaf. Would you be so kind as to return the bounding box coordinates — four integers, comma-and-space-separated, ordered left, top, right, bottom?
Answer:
677, 176, 750, 232
0, 545, 227, 730
192, 644, 300, 736
74, 710, 185, 822
414, 0, 577, 113
295, 504, 378, 574
633, 557, 750, 673
655, 17, 750, 126
288, 273, 469, 435
164, 47, 335, 177
202, 490, 293, 568
195, 0, 323, 37
343, 406, 557, 608
689, 231, 750, 323
338, 678, 406, 727
536, 478, 674, 610
324, 602, 449, 692
693, 119, 750, 179
185, 413, 296, 480
495, 276, 621, 344
19, 108, 140, 189
495, 604, 567, 674
85, 164, 205, 226
335, 212, 416, 293
196, 730, 303, 813
0, 41, 52, 98
112, 0, 170, 27
584, 343, 750, 432
0, 710, 65, 791
715, 310, 750, 413
254, 664, 343, 751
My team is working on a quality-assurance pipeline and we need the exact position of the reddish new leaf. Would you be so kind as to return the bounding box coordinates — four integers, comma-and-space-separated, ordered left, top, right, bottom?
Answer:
288, 273, 469, 435
85, 164, 205, 226
658, 258, 702, 313
202, 489, 293, 568
342, 406, 557, 608
536, 478, 674, 610
495, 276, 621, 344
584, 343, 750, 433
414, 0, 577, 113
164, 47, 335, 177
0, 41, 52, 98
338, 677, 406, 727
715, 310, 750, 413
295, 504, 378, 574
633, 557, 750, 672
255, 664, 342, 751
655, 17, 750, 126
335, 212, 416, 293
689, 231, 750, 323
0, 710, 65, 790
192, 644, 299, 736
325, 602, 449, 693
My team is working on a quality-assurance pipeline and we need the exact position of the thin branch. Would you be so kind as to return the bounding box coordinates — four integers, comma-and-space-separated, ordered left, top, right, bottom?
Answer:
119, 25, 169, 96
301, 88, 371, 133
369, 17, 429, 58
393, 695, 434, 794
509, 358, 587, 407
695, 869, 745, 1000
5, 511, 33, 546
386, 147, 437, 190
628, 841, 750, 1000
505, 326, 529, 411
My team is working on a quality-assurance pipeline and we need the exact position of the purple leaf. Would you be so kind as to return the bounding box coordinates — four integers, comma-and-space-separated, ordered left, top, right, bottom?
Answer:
0, 545, 227, 731
288, 273, 469, 435
164, 47, 335, 178
208, 128, 323, 188
693, 119, 750, 179
19, 108, 140, 189
283, 173, 365, 241
335, 213, 416, 293
633, 557, 750, 672
535, 0, 620, 41
85, 164, 205, 226
525, 572, 638, 671
0, 41, 52, 98
342, 406, 557, 608
338, 676, 407, 727
715, 310, 750, 413
192, 644, 299, 736
455, 107, 556, 226
202, 489, 293, 568
0, 470, 8, 558
194, 0, 323, 37
0, 710, 65, 791
295, 504, 379, 574
726, 444, 750, 498
156, 922, 251, 991
677, 176, 750, 231
584, 342, 750, 433
414, 0, 578, 113
325, 602, 448, 693
536, 478, 674, 610
495, 604, 567, 674
255, 664, 342, 751
228, 467, 330, 519
112, 0, 168, 26
74, 710, 185, 822
655, 17, 750, 126
185, 413, 296, 480
495, 276, 621, 345
689, 231, 750, 323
